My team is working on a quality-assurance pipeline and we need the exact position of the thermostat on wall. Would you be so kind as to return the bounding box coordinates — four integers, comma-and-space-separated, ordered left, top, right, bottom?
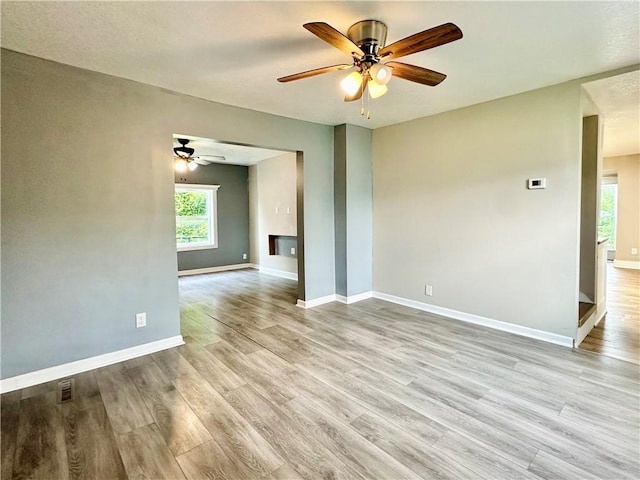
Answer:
527, 178, 547, 189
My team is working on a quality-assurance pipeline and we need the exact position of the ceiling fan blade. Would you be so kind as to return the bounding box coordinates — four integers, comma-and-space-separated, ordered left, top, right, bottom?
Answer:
194, 159, 213, 165
278, 64, 352, 83
194, 155, 225, 165
304, 22, 365, 57
386, 62, 447, 86
379, 23, 462, 60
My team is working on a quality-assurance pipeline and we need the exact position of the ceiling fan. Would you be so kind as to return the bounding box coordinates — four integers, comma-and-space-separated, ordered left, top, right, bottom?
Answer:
173, 138, 225, 172
278, 20, 463, 108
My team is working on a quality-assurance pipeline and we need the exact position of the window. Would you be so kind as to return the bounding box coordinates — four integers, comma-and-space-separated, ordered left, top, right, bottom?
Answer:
175, 184, 219, 251
598, 180, 617, 251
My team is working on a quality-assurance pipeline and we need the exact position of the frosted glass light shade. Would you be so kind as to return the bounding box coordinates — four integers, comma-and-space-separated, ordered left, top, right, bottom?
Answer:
175, 158, 188, 172
369, 63, 393, 85
341, 71, 363, 96
367, 79, 388, 98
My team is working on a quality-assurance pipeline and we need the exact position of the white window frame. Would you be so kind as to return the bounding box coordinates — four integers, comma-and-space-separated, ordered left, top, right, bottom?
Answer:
175, 184, 220, 252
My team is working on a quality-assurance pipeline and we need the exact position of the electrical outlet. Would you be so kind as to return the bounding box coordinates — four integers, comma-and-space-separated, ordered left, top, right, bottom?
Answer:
425, 285, 433, 296
632, 248, 638, 255
243, 253, 247, 260
136, 312, 146, 328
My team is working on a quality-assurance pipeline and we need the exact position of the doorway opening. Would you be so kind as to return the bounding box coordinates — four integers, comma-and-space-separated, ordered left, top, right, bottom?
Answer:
578, 70, 639, 362
171, 133, 304, 304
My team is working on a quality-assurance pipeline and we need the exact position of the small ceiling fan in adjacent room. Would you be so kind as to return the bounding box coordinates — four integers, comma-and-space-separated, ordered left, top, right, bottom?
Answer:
277, 19, 463, 117
173, 138, 225, 172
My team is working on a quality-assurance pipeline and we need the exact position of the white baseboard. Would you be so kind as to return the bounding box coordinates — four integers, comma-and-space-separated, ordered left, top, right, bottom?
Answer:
372, 292, 574, 348
336, 291, 373, 304
178, 263, 253, 276
297, 294, 336, 309
0, 335, 185, 394
613, 260, 640, 270
258, 266, 298, 281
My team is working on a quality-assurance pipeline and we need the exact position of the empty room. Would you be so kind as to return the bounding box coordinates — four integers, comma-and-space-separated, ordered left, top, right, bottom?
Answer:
1, 1, 639, 479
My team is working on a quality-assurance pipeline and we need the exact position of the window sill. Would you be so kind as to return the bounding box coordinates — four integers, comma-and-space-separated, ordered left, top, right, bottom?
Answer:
177, 245, 219, 252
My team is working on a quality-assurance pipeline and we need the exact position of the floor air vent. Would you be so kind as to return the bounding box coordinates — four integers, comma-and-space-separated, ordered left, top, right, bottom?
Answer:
57, 378, 75, 403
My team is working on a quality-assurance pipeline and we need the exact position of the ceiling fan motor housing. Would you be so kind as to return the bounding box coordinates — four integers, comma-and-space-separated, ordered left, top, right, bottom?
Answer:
347, 20, 387, 60
174, 138, 195, 158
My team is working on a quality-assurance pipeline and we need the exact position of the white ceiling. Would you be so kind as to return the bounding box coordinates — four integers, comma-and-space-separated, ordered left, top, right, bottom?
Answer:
583, 71, 640, 158
1, 1, 639, 135
174, 134, 290, 166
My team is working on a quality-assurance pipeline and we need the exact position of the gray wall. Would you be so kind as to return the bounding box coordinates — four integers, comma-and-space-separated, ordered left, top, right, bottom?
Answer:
176, 163, 250, 271
248, 164, 260, 265
1, 50, 334, 379
334, 124, 373, 297
372, 82, 582, 339
334, 126, 348, 296
345, 125, 373, 297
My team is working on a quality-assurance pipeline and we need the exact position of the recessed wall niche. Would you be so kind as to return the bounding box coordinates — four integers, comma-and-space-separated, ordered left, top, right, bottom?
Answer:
268, 235, 297, 257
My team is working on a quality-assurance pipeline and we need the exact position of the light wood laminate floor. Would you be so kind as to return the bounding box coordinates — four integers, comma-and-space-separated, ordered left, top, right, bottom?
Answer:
580, 263, 640, 364
2, 269, 639, 479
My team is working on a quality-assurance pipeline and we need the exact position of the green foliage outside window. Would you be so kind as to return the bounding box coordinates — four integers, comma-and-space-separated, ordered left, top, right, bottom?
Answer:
598, 185, 616, 250
175, 191, 207, 216
176, 190, 209, 244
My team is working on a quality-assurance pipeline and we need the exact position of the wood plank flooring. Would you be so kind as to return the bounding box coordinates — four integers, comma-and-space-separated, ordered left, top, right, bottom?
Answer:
2, 268, 639, 479
580, 263, 640, 364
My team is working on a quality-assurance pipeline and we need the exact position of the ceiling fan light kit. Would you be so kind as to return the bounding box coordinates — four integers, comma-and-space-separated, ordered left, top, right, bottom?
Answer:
173, 138, 228, 171
277, 19, 463, 118
174, 137, 198, 171
173, 138, 206, 173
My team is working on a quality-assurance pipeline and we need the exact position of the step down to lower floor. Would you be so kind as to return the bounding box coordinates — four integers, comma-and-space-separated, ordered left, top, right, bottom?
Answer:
578, 302, 596, 327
